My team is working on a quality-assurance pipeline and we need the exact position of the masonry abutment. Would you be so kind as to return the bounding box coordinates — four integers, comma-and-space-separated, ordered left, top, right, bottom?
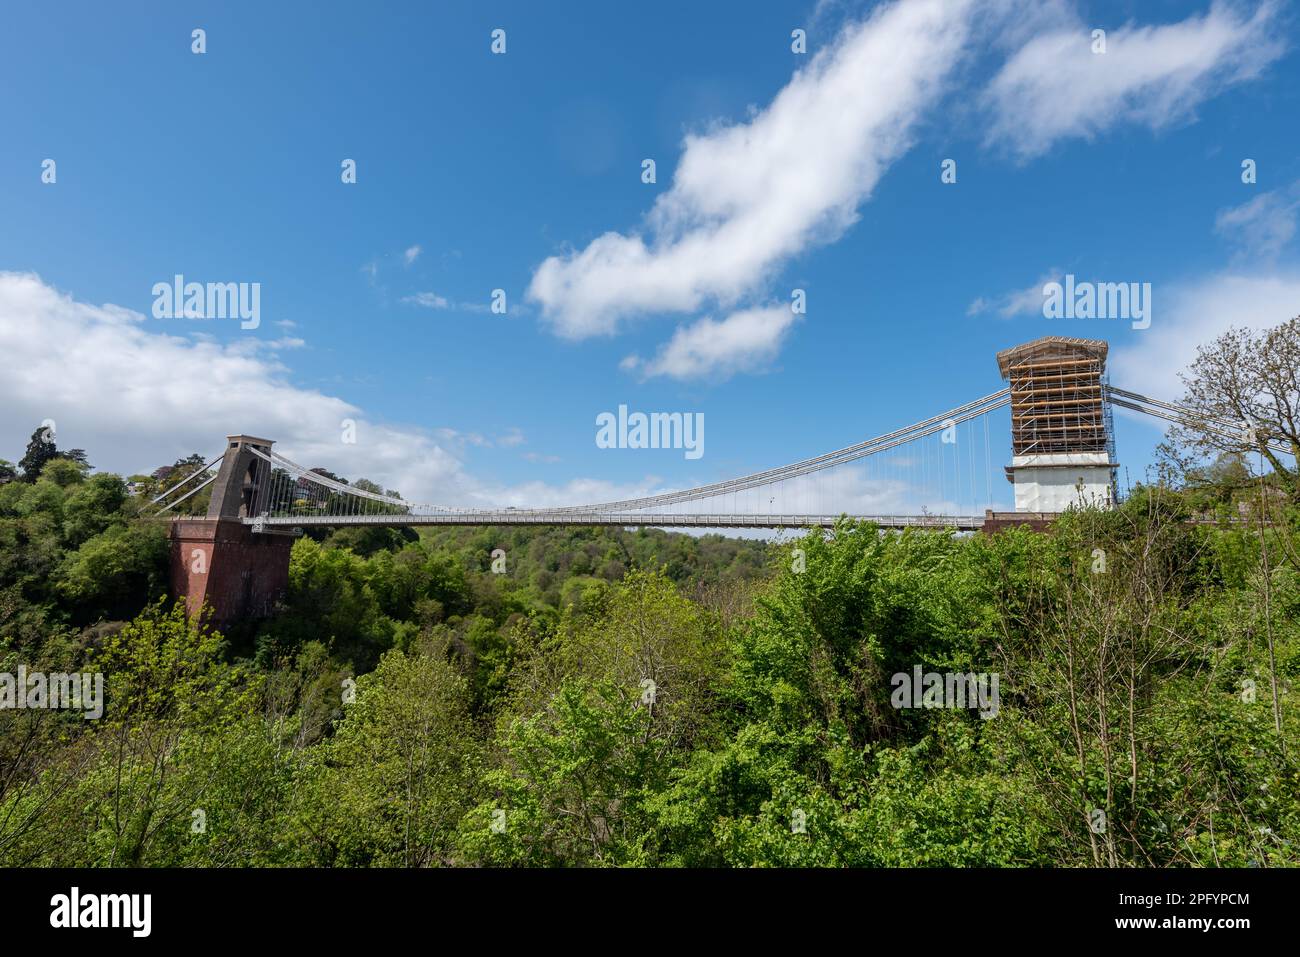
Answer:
168, 435, 294, 626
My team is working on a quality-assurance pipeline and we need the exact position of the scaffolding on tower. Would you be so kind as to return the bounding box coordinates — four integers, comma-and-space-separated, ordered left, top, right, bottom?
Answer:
996, 336, 1117, 512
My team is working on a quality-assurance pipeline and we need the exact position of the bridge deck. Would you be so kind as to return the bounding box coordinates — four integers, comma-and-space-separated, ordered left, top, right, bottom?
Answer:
249, 512, 987, 531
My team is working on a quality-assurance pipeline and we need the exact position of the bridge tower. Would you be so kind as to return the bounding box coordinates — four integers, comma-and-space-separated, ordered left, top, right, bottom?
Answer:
996, 336, 1116, 513
168, 435, 296, 627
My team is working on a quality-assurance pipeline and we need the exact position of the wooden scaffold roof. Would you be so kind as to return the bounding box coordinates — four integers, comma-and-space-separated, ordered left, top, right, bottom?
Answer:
996, 336, 1108, 379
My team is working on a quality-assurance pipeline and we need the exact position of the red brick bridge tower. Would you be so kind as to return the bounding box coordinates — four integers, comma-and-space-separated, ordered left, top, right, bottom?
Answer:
169, 435, 297, 626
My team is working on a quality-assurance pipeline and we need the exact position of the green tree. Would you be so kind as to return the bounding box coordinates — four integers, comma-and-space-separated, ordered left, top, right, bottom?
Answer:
287, 639, 480, 866
18, 425, 58, 483
58, 523, 169, 623
0, 601, 255, 866
541, 569, 724, 753
458, 678, 658, 866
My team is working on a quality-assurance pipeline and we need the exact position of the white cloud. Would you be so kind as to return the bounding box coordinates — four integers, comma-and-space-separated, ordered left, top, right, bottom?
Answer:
215, 334, 306, 357
1215, 182, 1300, 260
435, 427, 490, 449
402, 291, 490, 314
1110, 270, 1300, 401
639, 305, 798, 381
983, 1, 1284, 160
403, 291, 451, 309
967, 269, 1063, 318
0, 272, 472, 499
977, 0, 1079, 51
496, 427, 526, 448
404, 245, 422, 266
522, 451, 561, 464
0, 272, 670, 509
527, 0, 975, 339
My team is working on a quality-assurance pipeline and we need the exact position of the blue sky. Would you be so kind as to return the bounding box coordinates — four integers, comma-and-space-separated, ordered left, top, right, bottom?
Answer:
2, 0, 1298, 511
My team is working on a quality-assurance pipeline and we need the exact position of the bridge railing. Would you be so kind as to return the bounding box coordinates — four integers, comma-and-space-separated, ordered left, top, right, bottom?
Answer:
251, 510, 988, 530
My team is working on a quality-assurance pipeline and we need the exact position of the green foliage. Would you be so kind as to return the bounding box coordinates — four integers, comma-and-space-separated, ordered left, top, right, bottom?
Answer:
0, 459, 167, 642
509, 569, 725, 748
40, 457, 89, 488
91, 599, 254, 724
285, 640, 481, 866
0, 600, 258, 866
457, 678, 659, 866
2, 435, 1297, 868
57, 523, 169, 622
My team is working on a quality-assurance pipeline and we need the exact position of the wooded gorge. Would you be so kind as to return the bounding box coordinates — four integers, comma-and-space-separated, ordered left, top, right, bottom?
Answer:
1, 455, 1296, 867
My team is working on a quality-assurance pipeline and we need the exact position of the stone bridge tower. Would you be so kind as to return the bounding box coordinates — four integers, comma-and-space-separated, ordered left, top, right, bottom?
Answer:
168, 435, 296, 627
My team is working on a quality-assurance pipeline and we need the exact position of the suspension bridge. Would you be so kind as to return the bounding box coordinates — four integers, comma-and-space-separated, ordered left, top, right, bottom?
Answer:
153, 337, 1295, 623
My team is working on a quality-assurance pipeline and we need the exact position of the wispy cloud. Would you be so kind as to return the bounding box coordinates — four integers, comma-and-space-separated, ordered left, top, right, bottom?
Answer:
1215, 181, 1300, 261
403, 291, 450, 309
982, 0, 1284, 160
967, 269, 1063, 319
435, 426, 490, 449
404, 244, 422, 266
527, 0, 976, 340
1111, 270, 1300, 402
262, 336, 306, 351
497, 427, 526, 448
629, 304, 799, 381
402, 291, 489, 314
